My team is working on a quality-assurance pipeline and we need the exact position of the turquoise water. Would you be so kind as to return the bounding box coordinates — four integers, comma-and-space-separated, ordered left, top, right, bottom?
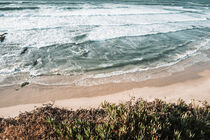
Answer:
0, 0, 210, 85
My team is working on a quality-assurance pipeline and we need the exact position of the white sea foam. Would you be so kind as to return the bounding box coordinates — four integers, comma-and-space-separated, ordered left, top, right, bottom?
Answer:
88, 23, 191, 41
0, 3, 209, 46
0, 1, 210, 86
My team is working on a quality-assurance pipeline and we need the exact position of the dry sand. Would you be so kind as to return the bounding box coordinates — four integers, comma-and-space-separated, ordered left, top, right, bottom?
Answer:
0, 62, 210, 118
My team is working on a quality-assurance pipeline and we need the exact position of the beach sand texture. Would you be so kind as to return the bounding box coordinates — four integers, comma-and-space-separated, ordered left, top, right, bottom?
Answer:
0, 0, 210, 118
0, 62, 210, 118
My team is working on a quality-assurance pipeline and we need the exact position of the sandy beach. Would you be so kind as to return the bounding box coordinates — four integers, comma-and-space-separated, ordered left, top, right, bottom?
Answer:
1, 0, 210, 120
1, 1, 210, 139
0, 61, 210, 118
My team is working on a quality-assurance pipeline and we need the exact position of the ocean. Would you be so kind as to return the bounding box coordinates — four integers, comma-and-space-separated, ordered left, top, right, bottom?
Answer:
0, 0, 210, 86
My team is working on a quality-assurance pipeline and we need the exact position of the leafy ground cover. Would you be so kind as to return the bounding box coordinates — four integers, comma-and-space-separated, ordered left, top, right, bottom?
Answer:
0, 99, 209, 139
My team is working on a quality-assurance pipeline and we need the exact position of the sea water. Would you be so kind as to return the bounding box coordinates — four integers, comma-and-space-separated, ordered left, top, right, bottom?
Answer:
0, 0, 210, 86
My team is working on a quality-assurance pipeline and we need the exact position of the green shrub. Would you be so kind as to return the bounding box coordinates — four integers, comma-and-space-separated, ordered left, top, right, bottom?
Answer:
47, 99, 210, 139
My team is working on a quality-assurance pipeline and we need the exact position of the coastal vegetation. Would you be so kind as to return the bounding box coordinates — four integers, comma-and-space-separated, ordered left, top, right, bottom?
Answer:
0, 99, 209, 139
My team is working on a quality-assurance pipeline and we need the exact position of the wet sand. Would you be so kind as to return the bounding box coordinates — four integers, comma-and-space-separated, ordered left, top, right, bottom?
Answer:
0, 61, 210, 118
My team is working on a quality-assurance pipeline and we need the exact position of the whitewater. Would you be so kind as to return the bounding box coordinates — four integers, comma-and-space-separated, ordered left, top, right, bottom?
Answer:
0, 0, 210, 86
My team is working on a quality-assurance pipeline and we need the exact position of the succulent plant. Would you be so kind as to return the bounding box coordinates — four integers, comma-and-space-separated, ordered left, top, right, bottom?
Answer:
0, 99, 209, 139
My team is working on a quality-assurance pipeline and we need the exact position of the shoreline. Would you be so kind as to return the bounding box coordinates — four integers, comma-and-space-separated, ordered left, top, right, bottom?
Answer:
0, 61, 210, 118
